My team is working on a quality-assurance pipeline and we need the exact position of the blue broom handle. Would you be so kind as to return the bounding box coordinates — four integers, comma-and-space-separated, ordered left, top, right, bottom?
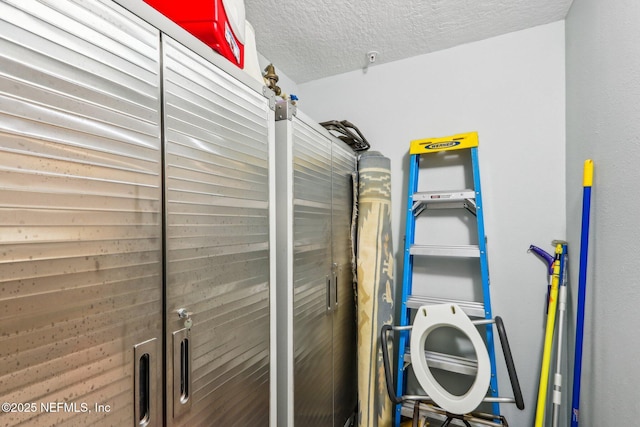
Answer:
571, 159, 593, 427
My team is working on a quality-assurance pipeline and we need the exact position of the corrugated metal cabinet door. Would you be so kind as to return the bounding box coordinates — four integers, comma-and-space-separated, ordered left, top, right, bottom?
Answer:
162, 37, 272, 427
331, 142, 358, 426
0, 1, 163, 426
291, 118, 334, 427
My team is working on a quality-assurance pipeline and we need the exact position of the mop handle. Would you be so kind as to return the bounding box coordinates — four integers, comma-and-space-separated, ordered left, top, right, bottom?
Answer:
534, 243, 563, 427
571, 159, 594, 427
551, 244, 568, 427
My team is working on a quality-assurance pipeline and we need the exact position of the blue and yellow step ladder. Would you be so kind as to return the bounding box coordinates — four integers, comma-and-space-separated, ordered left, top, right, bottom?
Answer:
394, 131, 500, 425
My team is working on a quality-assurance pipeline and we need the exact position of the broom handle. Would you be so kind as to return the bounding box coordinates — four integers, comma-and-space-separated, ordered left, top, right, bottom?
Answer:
551, 244, 568, 427
534, 243, 563, 427
571, 160, 594, 427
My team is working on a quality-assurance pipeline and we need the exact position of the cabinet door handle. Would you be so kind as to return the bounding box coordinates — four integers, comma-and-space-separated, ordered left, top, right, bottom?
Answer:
134, 338, 157, 427
326, 275, 333, 312
333, 268, 339, 310
173, 328, 193, 418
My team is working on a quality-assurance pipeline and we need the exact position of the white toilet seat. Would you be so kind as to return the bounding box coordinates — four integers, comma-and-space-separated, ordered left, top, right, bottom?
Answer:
410, 304, 491, 415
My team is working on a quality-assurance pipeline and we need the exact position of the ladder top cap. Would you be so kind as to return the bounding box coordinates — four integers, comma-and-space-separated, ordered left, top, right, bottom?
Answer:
410, 131, 479, 154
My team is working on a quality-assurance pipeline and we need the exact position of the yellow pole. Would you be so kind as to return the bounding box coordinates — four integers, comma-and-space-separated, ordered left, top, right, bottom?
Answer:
534, 243, 563, 427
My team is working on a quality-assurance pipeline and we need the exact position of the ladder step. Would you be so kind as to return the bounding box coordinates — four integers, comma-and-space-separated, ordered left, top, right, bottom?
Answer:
412, 190, 477, 215
410, 244, 480, 257
401, 403, 449, 425
405, 296, 486, 318
400, 402, 488, 426
410, 131, 479, 155
405, 350, 478, 376
413, 189, 475, 203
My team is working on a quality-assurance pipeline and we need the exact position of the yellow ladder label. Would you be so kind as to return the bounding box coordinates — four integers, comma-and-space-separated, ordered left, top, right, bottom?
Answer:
410, 131, 479, 154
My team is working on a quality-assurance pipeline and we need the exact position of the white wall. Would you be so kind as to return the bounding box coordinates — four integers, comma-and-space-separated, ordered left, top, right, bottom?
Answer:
566, 1, 640, 425
299, 21, 566, 425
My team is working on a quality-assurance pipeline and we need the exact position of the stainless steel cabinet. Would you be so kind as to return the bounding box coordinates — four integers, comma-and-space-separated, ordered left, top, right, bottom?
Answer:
0, 1, 164, 425
162, 36, 273, 426
275, 102, 357, 427
0, 1, 274, 426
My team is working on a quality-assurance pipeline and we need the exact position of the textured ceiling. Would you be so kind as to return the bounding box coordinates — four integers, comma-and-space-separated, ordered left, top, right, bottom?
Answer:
244, 0, 574, 83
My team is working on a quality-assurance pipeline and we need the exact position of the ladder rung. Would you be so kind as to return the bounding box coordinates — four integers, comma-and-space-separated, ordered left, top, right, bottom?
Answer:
400, 402, 490, 426
405, 296, 486, 318
410, 244, 480, 257
413, 189, 475, 203
401, 403, 450, 425
405, 350, 478, 376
